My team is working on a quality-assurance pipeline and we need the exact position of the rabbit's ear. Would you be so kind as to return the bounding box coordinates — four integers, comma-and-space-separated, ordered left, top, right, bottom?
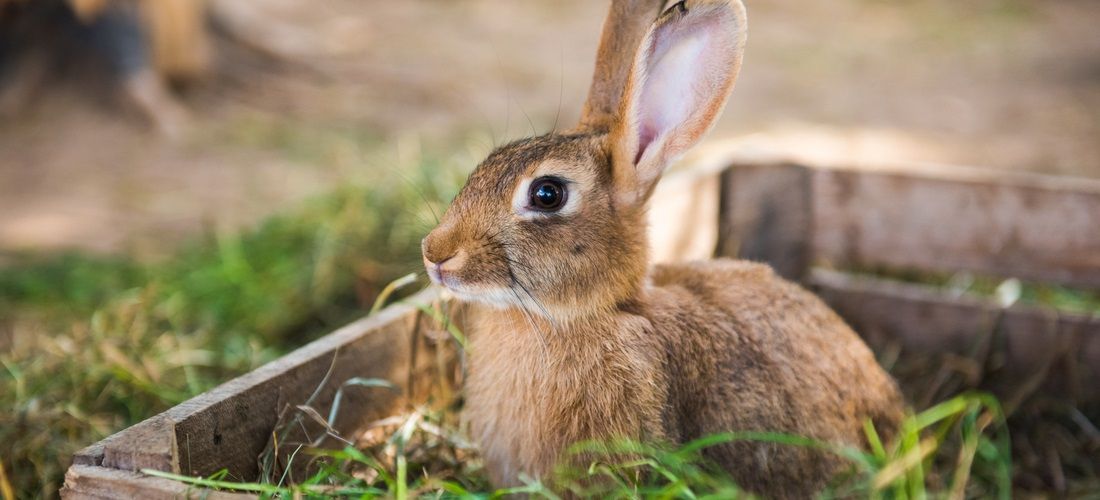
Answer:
610, 0, 746, 207
578, 0, 668, 132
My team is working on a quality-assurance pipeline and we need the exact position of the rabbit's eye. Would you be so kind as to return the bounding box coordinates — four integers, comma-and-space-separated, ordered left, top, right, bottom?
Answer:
528, 177, 567, 212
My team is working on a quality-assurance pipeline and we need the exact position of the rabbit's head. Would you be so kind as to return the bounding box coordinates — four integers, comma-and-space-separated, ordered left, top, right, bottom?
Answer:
423, 0, 747, 319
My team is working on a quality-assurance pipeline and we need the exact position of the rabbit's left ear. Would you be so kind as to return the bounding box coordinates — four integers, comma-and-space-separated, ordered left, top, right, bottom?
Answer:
610, 0, 747, 207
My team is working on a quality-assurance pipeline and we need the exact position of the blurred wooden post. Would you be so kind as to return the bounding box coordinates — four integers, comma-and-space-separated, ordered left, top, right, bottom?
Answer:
716, 162, 813, 281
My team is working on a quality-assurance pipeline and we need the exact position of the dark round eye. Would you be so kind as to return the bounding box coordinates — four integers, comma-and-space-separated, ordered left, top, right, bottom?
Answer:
528, 177, 567, 211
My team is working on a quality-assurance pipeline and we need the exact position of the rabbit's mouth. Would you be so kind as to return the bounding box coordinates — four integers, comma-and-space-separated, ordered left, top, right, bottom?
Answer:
437, 282, 534, 311
422, 242, 535, 310
424, 257, 517, 307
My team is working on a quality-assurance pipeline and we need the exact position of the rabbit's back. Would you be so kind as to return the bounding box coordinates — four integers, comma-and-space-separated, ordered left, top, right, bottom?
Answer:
648, 259, 904, 496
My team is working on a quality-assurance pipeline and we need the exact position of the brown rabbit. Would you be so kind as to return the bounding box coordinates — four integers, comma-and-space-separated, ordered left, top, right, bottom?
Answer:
421, 0, 905, 496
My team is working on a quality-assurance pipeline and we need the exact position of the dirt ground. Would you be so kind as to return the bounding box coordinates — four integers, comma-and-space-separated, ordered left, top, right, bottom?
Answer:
1, 0, 1098, 257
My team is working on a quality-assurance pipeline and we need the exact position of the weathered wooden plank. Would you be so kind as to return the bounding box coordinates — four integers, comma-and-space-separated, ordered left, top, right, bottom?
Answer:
810, 269, 1100, 402
75, 288, 454, 485
167, 304, 421, 480
716, 161, 813, 280
61, 465, 251, 500
71, 443, 104, 467
811, 163, 1100, 288
102, 415, 179, 474
714, 157, 1100, 401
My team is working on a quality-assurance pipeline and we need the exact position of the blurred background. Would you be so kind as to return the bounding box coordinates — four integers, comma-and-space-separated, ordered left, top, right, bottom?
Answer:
1, 0, 1098, 497
1, 0, 1098, 256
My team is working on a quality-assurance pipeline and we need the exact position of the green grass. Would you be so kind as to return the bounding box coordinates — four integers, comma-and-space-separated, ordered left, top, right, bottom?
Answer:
140, 392, 1012, 499
0, 149, 469, 498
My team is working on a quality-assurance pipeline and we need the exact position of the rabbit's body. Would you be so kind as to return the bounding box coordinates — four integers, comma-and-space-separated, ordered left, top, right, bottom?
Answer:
465, 259, 902, 495
423, 0, 905, 496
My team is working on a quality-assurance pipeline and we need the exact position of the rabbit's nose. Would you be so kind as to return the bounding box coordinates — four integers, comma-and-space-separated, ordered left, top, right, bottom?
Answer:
422, 230, 468, 283
421, 232, 455, 266
423, 246, 468, 285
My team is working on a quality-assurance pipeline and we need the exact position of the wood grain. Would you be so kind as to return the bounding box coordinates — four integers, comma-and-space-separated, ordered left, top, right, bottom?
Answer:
66, 288, 457, 498
61, 465, 251, 500
811, 163, 1100, 288
811, 269, 1100, 402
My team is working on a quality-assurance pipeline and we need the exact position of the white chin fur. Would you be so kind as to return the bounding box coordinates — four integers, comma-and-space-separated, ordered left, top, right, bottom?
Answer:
445, 286, 527, 309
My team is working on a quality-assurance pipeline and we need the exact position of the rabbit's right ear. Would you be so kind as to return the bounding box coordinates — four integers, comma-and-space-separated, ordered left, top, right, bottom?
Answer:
610, 0, 747, 208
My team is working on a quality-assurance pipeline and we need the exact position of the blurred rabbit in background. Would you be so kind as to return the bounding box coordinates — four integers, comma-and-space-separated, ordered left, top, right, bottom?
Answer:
0, 0, 209, 137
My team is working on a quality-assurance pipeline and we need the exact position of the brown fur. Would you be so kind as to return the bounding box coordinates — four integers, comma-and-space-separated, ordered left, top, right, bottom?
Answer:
578, 0, 668, 132
422, 1, 905, 497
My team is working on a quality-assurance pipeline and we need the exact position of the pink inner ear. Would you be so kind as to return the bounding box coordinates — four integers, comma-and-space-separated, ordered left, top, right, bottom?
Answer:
635, 124, 657, 164
632, 27, 711, 168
